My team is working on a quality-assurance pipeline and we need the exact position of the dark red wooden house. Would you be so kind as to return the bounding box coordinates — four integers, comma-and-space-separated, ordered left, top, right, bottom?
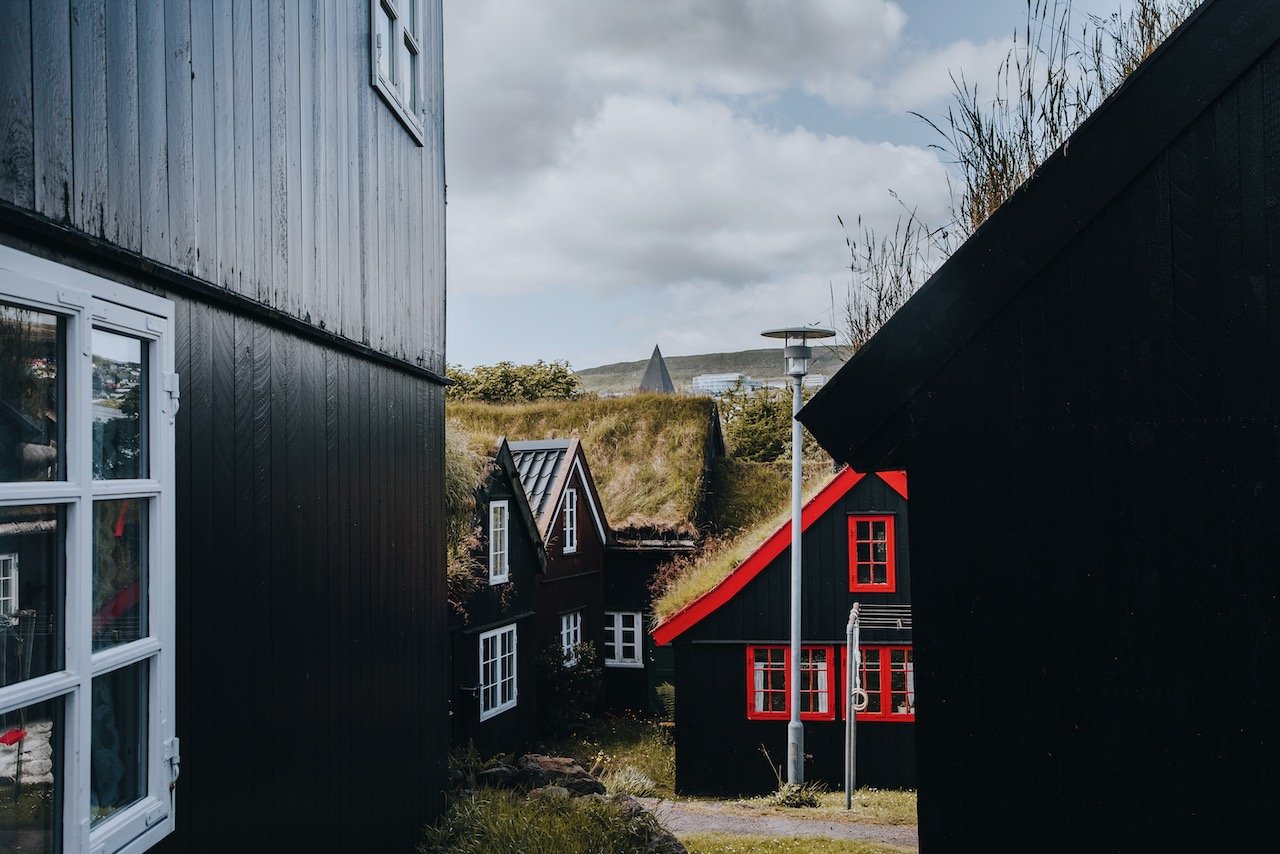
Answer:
450, 440, 546, 756
652, 468, 913, 795
798, 0, 1277, 849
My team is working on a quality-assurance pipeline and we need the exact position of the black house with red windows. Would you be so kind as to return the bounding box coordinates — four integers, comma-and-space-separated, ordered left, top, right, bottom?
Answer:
797, 1, 1277, 849
652, 468, 914, 795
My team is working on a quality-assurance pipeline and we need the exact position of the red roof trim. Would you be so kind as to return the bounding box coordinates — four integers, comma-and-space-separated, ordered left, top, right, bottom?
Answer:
652, 467, 867, 647
878, 470, 908, 500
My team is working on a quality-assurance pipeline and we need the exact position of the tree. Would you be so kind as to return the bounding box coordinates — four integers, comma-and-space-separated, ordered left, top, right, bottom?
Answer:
719, 383, 823, 464
446, 359, 583, 403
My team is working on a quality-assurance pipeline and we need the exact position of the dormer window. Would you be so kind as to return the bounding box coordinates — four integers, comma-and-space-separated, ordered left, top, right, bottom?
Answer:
562, 488, 578, 554
849, 514, 896, 593
488, 500, 509, 584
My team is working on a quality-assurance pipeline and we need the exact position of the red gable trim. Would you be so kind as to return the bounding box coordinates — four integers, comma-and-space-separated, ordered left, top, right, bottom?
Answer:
879, 470, 907, 500
654, 467, 876, 647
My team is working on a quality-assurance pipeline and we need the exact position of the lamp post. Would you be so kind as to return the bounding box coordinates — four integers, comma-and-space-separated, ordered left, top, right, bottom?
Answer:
761, 325, 835, 785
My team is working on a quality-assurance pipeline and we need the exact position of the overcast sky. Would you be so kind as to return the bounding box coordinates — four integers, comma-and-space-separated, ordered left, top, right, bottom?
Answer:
444, 0, 1123, 370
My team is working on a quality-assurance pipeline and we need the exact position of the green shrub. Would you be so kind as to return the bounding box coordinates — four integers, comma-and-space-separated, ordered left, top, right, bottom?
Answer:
600, 765, 658, 798
654, 682, 676, 722
419, 789, 669, 854
768, 781, 825, 809
536, 641, 603, 737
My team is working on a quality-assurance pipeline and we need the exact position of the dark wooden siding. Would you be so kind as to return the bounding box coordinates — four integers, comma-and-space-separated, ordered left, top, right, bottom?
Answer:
603, 547, 675, 712
899, 42, 1280, 853
164, 294, 447, 852
535, 466, 606, 660
673, 644, 916, 795
449, 467, 541, 757
0, 0, 445, 371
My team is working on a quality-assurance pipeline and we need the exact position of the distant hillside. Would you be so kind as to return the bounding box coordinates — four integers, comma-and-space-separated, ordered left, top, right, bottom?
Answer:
577, 347, 849, 394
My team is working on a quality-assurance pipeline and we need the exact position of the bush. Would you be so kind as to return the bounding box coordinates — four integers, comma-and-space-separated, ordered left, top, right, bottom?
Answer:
536, 642, 603, 737
599, 765, 659, 798
419, 789, 674, 854
768, 782, 825, 809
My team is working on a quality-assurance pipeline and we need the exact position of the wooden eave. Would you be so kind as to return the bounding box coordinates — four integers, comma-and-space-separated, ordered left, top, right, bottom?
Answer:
494, 437, 548, 574
797, 0, 1278, 470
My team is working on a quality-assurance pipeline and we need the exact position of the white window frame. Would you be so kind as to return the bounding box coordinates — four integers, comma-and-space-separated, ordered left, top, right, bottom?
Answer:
478, 624, 518, 721
560, 611, 582, 666
562, 488, 578, 554
488, 500, 509, 584
604, 611, 644, 669
0, 246, 178, 854
369, 0, 426, 144
0, 552, 17, 621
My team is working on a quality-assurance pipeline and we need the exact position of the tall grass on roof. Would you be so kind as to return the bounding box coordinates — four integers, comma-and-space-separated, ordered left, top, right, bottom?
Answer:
652, 468, 832, 624
449, 394, 716, 534
444, 420, 491, 614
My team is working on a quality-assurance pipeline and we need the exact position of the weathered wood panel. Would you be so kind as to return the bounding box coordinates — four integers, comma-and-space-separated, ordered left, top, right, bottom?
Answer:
6, 0, 445, 371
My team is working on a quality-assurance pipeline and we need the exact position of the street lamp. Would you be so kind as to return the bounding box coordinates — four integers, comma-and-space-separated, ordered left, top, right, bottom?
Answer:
761, 325, 836, 785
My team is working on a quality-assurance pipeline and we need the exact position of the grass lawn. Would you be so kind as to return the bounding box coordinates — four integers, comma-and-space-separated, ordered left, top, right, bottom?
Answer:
681, 834, 915, 854
540, 715, 677, 799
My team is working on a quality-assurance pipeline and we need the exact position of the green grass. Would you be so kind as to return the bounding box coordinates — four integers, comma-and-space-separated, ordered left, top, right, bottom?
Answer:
681, 834, 912, 854
744, 789, 918, 826
449, 394, 717, 534
540, 716, 676, 800
419, 788, 672, 854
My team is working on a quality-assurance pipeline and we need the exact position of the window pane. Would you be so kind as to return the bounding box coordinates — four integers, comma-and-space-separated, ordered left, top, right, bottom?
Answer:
376, 4, 392, 80
92, 330, 147, 480
93, 500, 148, 650
90, 661, 148, 826
0, 505, 65, 685
0, 694, 63, 852
0, 303, 63, 483
399, 35, 416, 108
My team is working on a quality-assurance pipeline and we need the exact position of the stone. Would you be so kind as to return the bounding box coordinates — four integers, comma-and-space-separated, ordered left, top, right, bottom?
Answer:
527, 785, 570, 801
562, 775, 606, 796
476, 765, 516, 789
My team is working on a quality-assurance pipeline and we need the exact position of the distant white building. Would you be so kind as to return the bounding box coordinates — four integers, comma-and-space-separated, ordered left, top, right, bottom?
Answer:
690, 373, 762, 395
803, 374, 827, 389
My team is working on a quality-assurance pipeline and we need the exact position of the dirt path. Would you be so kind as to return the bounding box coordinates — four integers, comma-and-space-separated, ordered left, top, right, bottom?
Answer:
637, 798, 919, 850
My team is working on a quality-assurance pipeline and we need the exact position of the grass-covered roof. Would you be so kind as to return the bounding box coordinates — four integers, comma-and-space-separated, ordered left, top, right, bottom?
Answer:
448, 394, 721, 536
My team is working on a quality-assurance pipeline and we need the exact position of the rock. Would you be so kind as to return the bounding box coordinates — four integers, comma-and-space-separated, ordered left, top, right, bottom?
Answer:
609, 794, 645, 818
476, 765, 516, 789
563, 775, 606, 796
516, 753, 602, 794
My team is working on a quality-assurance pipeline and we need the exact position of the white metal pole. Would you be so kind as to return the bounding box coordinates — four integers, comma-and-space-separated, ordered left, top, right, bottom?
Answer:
787, 369, 804, 785
845, 604, 859, 809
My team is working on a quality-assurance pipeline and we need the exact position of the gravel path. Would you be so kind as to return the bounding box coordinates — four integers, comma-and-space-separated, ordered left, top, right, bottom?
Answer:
637, 798, 919, 850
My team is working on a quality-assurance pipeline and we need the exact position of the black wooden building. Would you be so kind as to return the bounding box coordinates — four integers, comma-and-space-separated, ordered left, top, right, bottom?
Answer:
450, 440, 545, 757
653, 468, 914, 795
1, 2, 447, 851
799, 0, 1277, 849
509, 440, 609, 676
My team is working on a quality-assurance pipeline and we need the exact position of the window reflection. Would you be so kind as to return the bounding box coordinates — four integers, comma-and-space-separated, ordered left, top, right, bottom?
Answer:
0, 303, 63, 483
0, 696, 62, 852
0, 505, 65, 687
92, 501, 148, 651
90, 663, 147, 825
92, 330, 147, 480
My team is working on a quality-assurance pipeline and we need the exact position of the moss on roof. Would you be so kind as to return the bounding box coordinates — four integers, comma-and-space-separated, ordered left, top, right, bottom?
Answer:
444, 421, 492, 611
448, 394, 719, 536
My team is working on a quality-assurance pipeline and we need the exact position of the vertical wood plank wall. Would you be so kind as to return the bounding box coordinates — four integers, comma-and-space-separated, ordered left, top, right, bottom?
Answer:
903, 42, 1280, 853
0, 0, 446, 371
165, 293, 447, 852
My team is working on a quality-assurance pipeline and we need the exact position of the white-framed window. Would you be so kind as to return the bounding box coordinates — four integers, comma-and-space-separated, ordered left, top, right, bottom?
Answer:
604, 611, 643, 668
562, 488, 578, 554
488, 500, 509, 584
478, 624, 517, 721
1, 246, 178, 853
0, 553, 16, 622
369, 0, 425, 144
560, 611, 582, 666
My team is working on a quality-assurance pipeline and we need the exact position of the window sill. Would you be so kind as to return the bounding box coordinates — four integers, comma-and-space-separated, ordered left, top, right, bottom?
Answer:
604, 660, 644, 669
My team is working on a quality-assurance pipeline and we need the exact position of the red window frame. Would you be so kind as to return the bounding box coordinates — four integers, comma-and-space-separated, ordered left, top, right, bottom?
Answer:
745, 645, 837, 722
848, 514, 896, 593
841, 645, 914, 722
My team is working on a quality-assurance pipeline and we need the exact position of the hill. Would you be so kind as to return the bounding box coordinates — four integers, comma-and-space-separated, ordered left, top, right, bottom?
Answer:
576, 346, 849, 394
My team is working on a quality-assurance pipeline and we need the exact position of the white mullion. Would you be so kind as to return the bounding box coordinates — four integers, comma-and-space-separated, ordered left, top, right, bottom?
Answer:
68, 301, 95, 854
90, 637, 163, 676
0, 483, 82, 504
89, 481, 162, 500
0, 670, 81, 716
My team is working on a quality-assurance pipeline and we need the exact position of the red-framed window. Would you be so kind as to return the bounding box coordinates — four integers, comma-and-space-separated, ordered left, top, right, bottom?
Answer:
848, 515, 896, 592
842, 645, 914, 722
745, 646, 836, 721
